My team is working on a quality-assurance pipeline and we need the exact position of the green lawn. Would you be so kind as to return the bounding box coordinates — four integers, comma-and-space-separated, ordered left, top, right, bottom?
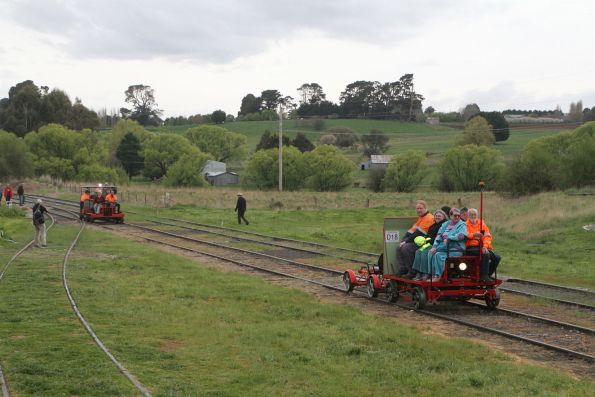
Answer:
0, 214, 592, 395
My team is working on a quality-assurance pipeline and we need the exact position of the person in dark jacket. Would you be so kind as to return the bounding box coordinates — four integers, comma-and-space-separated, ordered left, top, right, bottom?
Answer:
32, 198, 49, 248
234, 193, 249, 225
17, 184, 25, 206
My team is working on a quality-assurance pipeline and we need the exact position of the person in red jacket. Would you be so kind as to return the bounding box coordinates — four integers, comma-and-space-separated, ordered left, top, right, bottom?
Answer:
465, 208, 501, 281
3, 184, 13, 207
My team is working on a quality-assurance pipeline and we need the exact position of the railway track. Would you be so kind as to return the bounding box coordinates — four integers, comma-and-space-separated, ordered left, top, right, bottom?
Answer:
29, 196, 595, 365
1, 204, 152, 396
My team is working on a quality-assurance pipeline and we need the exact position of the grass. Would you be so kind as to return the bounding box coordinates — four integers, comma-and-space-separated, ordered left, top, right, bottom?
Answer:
1, 218, 593, 395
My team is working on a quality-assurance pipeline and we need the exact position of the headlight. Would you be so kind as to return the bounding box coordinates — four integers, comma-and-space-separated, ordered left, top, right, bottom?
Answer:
458, 262, 467, 271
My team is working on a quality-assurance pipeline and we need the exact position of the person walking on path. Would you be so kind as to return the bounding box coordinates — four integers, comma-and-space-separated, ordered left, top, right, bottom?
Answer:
234, 193, 249, 225
32, 198, 49, 248
17, 184, 25, 206
3, 184, 13, 207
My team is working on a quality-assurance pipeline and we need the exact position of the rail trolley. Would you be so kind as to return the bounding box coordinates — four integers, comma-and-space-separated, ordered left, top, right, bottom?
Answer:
79, 184, 125, 223
343, 182, 501, 310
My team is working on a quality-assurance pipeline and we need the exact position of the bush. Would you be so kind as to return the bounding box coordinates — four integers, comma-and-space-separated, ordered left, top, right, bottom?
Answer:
304, 145, 355, 191
436, 145, 505, 191
164, 148, 212, 187
506, 122, 595, 194
247, 146, 306, 190
383, 150, 428, 192
367, 168, 386, 192
76, 163, 122, 183
328, 126, 359, 148
457, 116, 495, 146
319, 134, 336, 145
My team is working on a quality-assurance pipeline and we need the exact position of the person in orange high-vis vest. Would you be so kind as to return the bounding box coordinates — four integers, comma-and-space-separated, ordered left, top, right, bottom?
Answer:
397, 200, 434, 277
80, 189, 90, 211
105, 190, 120, 213
465, 208, 501, 282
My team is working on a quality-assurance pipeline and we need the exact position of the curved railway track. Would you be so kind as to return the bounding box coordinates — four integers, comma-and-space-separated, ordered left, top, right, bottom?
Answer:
29, 196, 595, 365
1, 204, 152, 396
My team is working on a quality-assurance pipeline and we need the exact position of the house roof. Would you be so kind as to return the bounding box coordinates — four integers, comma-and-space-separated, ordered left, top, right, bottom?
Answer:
370, 155, 393, 163
206, 171, 238, 177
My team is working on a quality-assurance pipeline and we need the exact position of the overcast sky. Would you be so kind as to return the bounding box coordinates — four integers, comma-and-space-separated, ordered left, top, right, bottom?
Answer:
1, 0, 594, 118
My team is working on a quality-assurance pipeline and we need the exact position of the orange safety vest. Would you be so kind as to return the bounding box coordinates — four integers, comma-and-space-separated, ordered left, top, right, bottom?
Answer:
80, 193, 90, 201
465, 219, 493, 250
105, 193, 117, 203
408, 212, 434, 235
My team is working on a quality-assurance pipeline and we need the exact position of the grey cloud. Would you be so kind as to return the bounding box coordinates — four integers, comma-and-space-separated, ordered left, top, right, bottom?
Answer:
7, 0, 479, 62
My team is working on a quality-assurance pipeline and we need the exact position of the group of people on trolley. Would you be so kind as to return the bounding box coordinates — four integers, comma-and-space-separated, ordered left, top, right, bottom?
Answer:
80, 186, 120, 215
396, 200, 501, 283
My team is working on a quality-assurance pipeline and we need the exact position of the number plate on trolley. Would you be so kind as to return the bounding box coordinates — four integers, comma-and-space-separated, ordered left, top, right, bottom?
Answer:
384, 231, 400, 243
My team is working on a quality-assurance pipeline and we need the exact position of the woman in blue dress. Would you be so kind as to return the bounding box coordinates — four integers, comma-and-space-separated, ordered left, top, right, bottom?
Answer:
427, 207, 467, 282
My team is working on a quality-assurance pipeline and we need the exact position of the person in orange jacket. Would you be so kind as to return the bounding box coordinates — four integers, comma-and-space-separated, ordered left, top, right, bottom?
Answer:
397, 200, 435, 277
105, 189, 120, 213
465, 208, 501, 281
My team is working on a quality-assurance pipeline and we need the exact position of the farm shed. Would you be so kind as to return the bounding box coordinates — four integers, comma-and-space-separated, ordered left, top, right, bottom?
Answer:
202, 160, 226, 174
361, 155, 393, 170
206, 171, 239, 186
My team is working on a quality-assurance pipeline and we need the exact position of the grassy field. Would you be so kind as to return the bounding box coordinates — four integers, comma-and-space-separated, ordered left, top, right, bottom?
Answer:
148, 119, 573, 163
1, 211, 593, 395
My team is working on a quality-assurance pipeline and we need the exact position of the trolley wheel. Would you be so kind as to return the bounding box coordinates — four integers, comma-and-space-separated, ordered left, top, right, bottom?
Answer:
343, 272, 354, 292
485, 288, 501, 310
412, 286, 427, 310
367, 277, 378, 298
386, 280, 399, 303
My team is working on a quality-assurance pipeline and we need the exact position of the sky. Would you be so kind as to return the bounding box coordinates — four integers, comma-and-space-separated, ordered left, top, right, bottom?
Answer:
1, 0, 594, 118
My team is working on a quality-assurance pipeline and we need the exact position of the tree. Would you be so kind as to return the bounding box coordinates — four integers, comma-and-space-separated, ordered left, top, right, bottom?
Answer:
116, 132, 144, 178
478, 111, 510, 142
211, 109, 226, 124
0, 130, 32, 178
567, 100, 583, 122
41, 89, 72, 125
424, 106, 435, 114
247, 146, 306, 190
297, 83, 326, 104
239, 94, 262, 115
367, 168, 386, 192
184, 125, 247, 162
436, 145, 505, 192
327, 126, 359, 148
361, 129, 390, 157
457, 116, 495, 146
304, 145, 355, 191
0, 80, 43, 136
339, 81, 377, 115
260, 89, 282, 110
255, 130, 290, 151
142, 134, 193, 179
461, 103, 481, 121
383, 150, 428, 192
292, 132, 315, 152
165, 147, 213, 187
107, 119, 153, 166
76, 163, 121, 183
296, 100, 340, 117
66, 100, 100, 130
123, 84, 163, 126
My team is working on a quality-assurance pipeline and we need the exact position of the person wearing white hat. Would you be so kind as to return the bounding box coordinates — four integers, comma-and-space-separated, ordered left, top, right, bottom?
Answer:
234, 193, 249, 225
32, 198, 49, 248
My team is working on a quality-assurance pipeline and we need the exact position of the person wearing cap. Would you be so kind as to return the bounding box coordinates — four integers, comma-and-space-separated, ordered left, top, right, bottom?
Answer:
234, 193, 249, 225
465, 208, 501, 282
396, 200, 434, 277
412, 209, 448, 281
32, 198, 49, 248
427, 207, 467, 282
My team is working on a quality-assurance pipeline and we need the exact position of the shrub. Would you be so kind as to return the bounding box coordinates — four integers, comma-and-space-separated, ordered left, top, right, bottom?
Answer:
164, 148, 212, 187
436, 145, 505, 191
304, 145, 355, 191
247, 146, 306, 190
367, 168, 386, 192
76, 163, 122, 183
328, 126, 359, 148
383, 150, 428, 192
457, 116, 495, 146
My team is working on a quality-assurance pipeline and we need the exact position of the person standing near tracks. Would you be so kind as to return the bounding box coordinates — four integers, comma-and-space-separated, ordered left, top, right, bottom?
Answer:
32, 198, 49, 248
3, 184, 13, 207
17, 184, 25, 206
234, 193, 249, 225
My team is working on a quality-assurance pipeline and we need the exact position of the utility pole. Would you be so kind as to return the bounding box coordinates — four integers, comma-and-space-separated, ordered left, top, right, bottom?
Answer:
278, 104, 283, 192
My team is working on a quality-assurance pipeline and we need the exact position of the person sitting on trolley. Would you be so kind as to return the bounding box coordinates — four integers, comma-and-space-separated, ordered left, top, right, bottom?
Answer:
93, 192, 104, 214
427, 208, 467, 282
465, 208, 501, 282
80, 189, 91, 211
105, 189, 120, 213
